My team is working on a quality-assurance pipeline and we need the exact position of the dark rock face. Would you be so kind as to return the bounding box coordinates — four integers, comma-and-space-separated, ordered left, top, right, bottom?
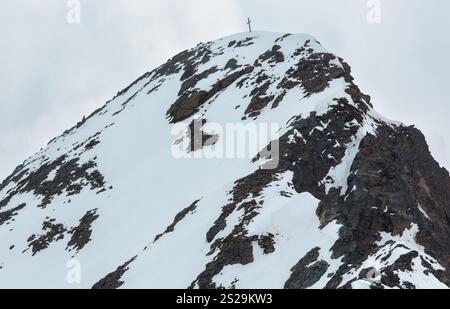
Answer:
314, 124, 450, 288
255, 45, 285, 66
189, 170, 282, 288
67, 209, 100, 252
281, 52, 342, 95
154, 200, 200, 242
167, 66, 254, 123
92, 257, 137, 289
190, 235, 255, 289
24, 209, 100, 256
284, 247, 329, 289
258, 234, 276, 254
0, 155, 108, 209
187, 119, 219, 152
27, 219, 67, 256
0, 203, 25, 226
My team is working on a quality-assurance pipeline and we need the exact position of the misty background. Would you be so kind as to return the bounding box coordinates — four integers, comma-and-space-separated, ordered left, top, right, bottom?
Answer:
0, 0, 449, 180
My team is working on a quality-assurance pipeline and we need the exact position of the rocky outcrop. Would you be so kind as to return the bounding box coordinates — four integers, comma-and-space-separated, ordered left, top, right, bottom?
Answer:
67, 209, 100, 252
92, 257, 137, 289
284, 247, 329, 289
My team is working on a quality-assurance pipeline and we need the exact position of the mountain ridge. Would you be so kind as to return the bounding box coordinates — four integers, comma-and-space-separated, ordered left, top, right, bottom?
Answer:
0, 31, 449, 289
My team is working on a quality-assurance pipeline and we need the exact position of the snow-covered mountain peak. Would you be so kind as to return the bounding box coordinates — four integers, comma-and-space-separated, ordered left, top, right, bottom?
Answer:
0, 32, 449, 289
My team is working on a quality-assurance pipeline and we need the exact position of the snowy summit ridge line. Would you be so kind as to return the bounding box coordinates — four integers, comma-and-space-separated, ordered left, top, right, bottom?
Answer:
0, 31, 449, 289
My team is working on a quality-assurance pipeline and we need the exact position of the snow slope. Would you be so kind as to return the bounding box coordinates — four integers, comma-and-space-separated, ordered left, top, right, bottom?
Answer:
0, 31, 449, 289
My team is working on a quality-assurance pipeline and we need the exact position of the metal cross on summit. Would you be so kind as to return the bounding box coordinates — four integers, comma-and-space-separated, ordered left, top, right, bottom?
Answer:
247, 17, 252, 33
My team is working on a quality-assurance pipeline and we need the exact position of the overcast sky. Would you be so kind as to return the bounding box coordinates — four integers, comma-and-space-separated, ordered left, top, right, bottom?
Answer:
0, 0, 449, 180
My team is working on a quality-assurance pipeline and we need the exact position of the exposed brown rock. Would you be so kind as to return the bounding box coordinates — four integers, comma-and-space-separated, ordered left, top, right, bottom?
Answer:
187, 119, 219, 152
254, 45, 285, 66
92, 257, 137, 289
280, 53, 344, 95
258, 234, 275, 254
154, 200, 200, 242
0, 203, 26, 226
27, 219, 67, 256
284, 247, 329, 289
67, 209, 100, 252
167, 66, 254, 123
